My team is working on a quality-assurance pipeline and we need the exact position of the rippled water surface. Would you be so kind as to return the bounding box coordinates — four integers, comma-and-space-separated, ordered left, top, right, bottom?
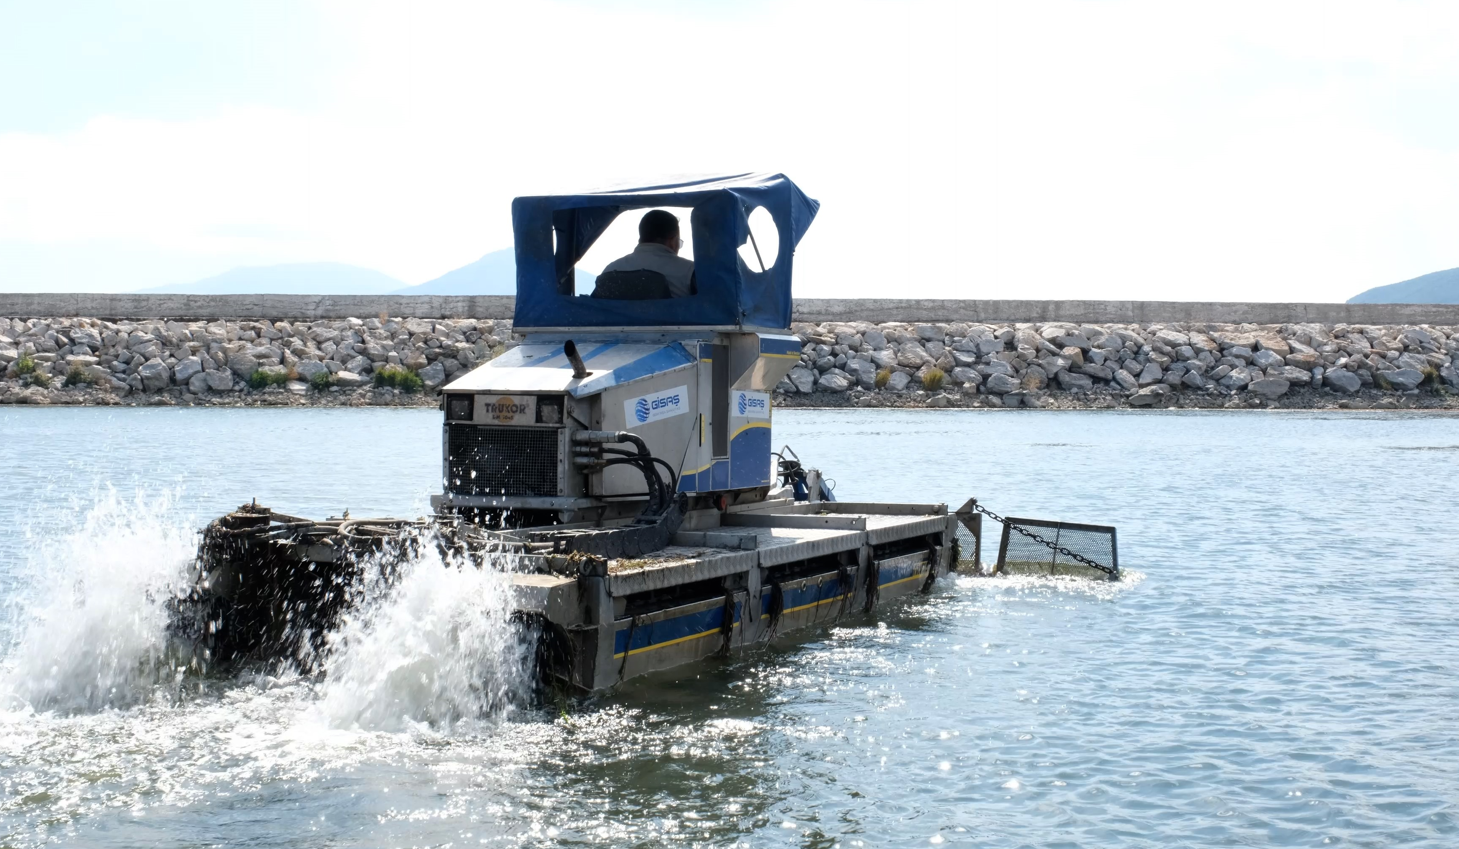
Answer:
2, 407, 1458, 847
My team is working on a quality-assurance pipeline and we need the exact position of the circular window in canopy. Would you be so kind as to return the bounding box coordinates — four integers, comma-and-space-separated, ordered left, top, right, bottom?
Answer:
737, 205, 780, 272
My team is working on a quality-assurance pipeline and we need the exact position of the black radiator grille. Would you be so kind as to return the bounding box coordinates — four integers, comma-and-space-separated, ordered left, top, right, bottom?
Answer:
446, 425, 560, 497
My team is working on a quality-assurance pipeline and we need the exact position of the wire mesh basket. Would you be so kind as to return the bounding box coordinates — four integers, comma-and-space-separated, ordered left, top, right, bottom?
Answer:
996, 517, 1117, 579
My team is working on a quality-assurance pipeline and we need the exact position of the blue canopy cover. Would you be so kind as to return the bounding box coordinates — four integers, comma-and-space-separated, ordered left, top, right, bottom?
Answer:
511, 173, 818, 330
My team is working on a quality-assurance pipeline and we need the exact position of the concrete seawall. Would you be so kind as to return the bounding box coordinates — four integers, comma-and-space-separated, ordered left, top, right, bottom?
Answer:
4, 293, 1459, 326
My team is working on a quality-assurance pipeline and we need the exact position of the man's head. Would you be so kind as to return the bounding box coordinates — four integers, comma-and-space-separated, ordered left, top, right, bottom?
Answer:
638, 209, 682, 254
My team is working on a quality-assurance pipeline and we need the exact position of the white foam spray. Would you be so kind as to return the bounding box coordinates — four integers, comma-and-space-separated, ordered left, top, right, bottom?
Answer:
0, 488, 196, 713
313, 541, 536, 733
1, 489, 538, 732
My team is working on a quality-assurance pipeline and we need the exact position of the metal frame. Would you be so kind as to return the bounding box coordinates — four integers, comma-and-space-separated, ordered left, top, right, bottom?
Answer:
995, 516, 1118, 573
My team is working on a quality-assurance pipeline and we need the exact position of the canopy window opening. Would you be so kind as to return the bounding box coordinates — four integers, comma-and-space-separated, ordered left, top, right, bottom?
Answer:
576, 207, 697, 302
575, 206, 697, 277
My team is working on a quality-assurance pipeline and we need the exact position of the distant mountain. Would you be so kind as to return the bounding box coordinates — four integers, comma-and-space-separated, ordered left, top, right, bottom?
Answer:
1349, 267, 1459, 304
136, 262, 406, 295
392, 248, 595, 296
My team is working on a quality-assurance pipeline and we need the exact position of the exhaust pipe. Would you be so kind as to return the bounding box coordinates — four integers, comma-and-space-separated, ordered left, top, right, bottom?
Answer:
563, 340, 591, 379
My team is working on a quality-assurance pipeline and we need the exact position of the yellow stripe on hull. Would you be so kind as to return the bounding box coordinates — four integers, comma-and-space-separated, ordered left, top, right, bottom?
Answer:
614, 622, 740, 659
760, 593, 850, 620
880, 572, 925, 591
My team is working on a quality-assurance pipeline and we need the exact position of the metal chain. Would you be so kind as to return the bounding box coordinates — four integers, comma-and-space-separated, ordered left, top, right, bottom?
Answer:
969, 501, 1118, 577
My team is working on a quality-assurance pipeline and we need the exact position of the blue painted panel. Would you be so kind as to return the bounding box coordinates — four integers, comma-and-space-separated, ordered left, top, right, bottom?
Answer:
758, 335, 801, 357
613, 601, 740, 657
762, 573, 851, 617
710, 459, 729, 490
729, 425, 772, 489
878, 559, 922, 586
679, 466, 713, 493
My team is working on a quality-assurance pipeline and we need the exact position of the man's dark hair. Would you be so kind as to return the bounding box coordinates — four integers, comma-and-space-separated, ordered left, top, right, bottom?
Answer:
638, 209, 680, 244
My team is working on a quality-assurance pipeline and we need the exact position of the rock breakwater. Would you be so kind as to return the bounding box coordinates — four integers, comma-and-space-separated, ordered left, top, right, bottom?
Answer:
2, 314, 1457, 409
774, 320, 1459, 410
0, 315, 511, 406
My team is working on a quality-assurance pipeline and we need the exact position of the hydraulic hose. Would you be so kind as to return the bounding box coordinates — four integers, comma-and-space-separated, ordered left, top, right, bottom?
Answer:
602, 457, 665, 513
598, 446, 679, 493
573, 430, 679, 515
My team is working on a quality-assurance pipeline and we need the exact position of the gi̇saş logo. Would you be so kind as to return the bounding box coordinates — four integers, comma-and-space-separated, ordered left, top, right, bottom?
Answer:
735, 391, 770, 418
624, 385, 689, 426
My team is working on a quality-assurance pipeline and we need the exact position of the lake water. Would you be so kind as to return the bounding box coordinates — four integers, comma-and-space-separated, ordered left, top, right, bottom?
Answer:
1, 407, 1457, 847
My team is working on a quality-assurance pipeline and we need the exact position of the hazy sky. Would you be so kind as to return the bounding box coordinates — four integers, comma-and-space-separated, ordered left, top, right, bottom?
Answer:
2, 0, 1458, 300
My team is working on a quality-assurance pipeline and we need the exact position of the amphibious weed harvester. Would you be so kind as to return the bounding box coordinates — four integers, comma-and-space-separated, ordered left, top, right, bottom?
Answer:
174, 174, 1119, 694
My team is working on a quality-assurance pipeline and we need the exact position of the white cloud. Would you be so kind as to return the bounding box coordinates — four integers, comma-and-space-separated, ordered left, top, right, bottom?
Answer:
2, 0, 1459, 300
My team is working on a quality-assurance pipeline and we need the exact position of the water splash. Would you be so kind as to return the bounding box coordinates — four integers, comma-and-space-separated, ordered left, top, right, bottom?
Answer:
313, 542, 536, 732
0, 488, 196, 713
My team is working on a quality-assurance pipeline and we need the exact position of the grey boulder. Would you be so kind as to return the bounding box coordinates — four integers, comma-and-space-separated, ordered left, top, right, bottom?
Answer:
950, 367, 981, 386
789, 367, 816, 394
1219, 366, 1253, 390
1380, 368, 1424, 390
818, 372, 852, 392
1154, 329, 1189, 347
1252, 349, 1285, 371
1056, 370, 1093, 391
1279, 366, 1313, 385
870, 349, 898, 369
1324, 369, 1361, 393
1248, 378, 1290, 399
206, 369, 237, 392
845, 359, 879, 389
172, 356, 204, 384
985, 373, 1020, 394
294, 360, 329, 381
417, 362, 447, 388
137, 358, 171, 391
1127, 384, 1172, 406
333, 370, 369, 388
226, 353, 258, 379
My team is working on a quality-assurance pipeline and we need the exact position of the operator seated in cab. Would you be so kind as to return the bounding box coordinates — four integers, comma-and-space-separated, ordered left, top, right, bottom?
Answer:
592, 209, 695, 299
